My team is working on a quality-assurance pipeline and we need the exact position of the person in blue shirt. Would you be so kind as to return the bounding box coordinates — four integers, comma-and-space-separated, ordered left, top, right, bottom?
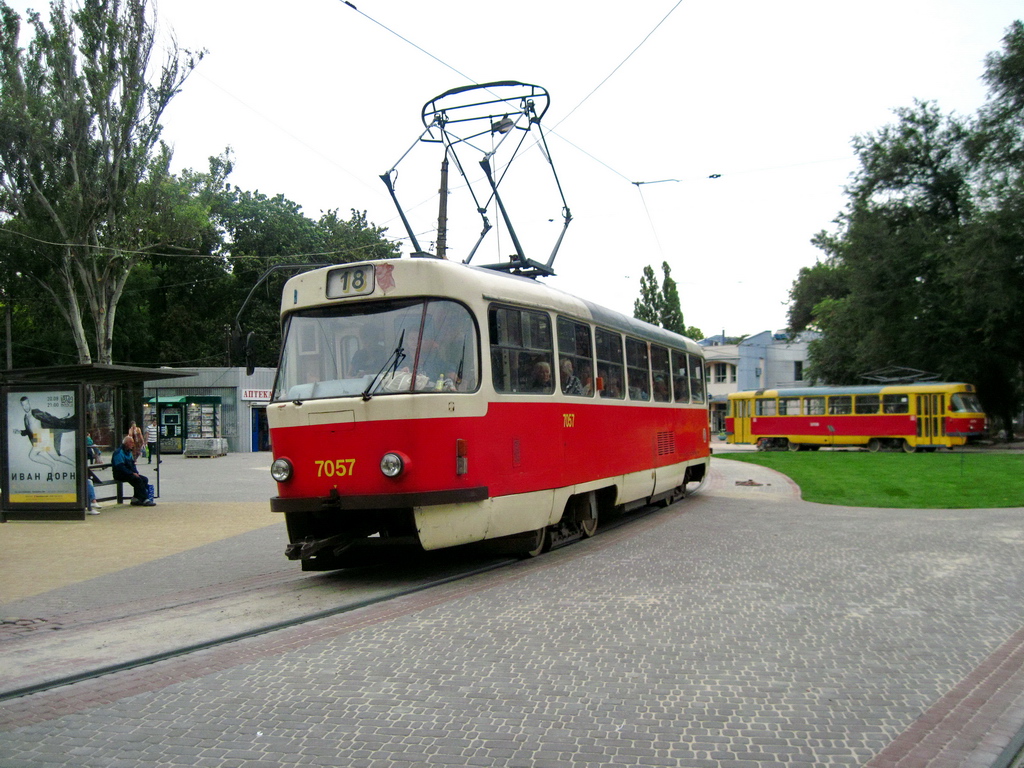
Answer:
111, 435, 155, 506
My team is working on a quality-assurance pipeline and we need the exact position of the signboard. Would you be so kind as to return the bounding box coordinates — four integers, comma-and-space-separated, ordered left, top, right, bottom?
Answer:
2, 385, 85, 514
241, 389, 272, 401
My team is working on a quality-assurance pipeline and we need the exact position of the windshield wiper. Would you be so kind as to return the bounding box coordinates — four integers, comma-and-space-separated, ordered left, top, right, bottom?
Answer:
362, 330, 406, 401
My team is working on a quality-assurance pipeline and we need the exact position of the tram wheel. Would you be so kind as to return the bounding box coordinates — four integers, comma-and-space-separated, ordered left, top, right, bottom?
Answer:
867, 439, 881, 453
902, 439, 918, 453
787, 440, 801, 452
521, 527, 551, 558
574, 492, 598, 538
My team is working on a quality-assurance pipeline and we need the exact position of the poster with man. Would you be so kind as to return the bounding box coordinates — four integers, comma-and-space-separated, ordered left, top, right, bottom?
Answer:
4, 388, 81, 506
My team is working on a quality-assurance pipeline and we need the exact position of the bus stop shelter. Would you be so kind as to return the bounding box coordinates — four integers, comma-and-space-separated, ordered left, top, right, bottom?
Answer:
1, 364, 196, 521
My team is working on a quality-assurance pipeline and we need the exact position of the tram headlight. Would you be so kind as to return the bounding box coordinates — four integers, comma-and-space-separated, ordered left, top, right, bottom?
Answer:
270, 458, 293, 482
380, 452, 405, 478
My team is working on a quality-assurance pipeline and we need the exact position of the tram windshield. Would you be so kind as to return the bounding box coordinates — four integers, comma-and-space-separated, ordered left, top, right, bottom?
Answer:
272, 298, 479, 401
950, 392, 983, 413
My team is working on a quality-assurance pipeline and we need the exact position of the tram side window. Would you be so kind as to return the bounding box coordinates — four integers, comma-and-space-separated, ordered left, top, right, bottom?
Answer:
671, 350, 690, 403
556, 317, 594, 396
828, 395, 852, 415
805, 397, 825, 415
779, 397, 801, 415
651, 345, 672, 402
855, 395, 880, 414
883, 394, 909, 414
688, 353, 705, 404
489, 305, 553, 394
755, 398, 777, 416
625, 337, 650, 401
596, 328, 625, 399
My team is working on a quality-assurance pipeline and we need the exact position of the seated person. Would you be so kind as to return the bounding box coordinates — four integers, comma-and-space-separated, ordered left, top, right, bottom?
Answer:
111, 436, 155, 506
527, 360, 553, 393
350, 328, 387, 375
86, 433, 101, 463
560, 358, 585, 396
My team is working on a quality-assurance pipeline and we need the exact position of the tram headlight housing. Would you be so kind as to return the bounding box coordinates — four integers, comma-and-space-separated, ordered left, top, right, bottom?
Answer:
270, 458, 293, 482
380, 452, 405, 478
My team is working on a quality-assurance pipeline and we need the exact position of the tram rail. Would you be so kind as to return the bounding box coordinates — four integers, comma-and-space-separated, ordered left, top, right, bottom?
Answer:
0, 487, 703, 706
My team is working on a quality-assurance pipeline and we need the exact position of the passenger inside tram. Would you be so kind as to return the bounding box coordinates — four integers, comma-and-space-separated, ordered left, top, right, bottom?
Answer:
528, 361, 554, 393
560, 358, 585, 396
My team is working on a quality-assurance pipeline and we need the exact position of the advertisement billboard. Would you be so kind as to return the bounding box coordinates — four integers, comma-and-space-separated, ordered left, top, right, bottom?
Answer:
2, 385, 85, 514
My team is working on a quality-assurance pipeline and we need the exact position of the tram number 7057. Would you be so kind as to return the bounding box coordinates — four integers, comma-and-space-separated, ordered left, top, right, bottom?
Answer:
315, 459, 356, 477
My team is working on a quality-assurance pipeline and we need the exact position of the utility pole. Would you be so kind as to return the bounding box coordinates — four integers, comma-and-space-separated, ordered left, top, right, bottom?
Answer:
436, 156, 449, 259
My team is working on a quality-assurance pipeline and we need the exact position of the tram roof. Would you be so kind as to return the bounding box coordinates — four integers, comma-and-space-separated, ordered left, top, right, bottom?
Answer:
731, 383, 973, 398
283, 258, 704, 354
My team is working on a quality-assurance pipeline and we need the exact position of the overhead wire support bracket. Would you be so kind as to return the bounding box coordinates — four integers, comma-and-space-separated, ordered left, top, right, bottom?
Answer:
381, 80, 570, 278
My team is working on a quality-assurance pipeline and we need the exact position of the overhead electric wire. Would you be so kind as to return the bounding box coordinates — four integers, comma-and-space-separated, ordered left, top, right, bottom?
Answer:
555, 0, 685, 130
337, 1, 477, 87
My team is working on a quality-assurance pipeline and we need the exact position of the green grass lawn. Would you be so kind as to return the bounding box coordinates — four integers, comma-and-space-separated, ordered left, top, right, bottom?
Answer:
717, 451, 1024, 508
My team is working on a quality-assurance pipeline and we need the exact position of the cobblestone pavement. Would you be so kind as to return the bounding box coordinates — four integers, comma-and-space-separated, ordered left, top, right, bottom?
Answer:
3, 456, 1024, 767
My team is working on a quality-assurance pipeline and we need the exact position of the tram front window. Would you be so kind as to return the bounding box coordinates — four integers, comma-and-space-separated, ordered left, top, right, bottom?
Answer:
273, 299, 479, 401
950, 393, 983, 413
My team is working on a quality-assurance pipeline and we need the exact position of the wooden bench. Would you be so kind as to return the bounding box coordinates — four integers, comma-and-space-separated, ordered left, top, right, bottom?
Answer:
88, 462, 125, 504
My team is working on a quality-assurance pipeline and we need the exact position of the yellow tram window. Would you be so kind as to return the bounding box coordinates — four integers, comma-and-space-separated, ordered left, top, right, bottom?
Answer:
755, 398, 776, 416
779, 397, 800, 415
950, 393, 983, 413
828, 396, 852, 415
882, 394, 909, 414
805, 397, 825, 415
855, 395, 881, 414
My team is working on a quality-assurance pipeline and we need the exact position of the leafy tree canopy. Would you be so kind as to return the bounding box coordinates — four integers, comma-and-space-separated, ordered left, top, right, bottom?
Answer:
633, 262, 703, 340
787, 22, 1024, 436
0, 0, 203, 364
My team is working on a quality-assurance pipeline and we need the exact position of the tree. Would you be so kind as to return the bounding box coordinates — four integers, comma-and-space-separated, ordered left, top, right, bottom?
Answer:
787, 27, 1024, 437
790, 102, 975, 383
0, 0, 203, 364
633, 261, 703, 339
633, 265, 663, 326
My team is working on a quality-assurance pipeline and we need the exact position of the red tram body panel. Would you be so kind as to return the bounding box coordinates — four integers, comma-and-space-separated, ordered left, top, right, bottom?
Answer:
266, 259, 710, 569
726, 384, 985, 452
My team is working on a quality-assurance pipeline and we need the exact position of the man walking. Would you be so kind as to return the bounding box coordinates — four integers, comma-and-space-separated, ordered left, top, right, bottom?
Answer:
146, 418, 158, 464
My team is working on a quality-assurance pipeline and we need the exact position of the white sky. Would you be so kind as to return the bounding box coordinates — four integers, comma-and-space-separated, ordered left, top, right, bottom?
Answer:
12, 0, 1024, 337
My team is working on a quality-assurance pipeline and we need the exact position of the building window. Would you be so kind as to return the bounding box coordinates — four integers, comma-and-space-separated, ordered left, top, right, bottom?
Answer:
714, 363, 728, 383
794, 361, 804, 382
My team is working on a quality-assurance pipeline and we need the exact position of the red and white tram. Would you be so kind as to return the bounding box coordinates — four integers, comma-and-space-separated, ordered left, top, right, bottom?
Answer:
266, 258, 710, 569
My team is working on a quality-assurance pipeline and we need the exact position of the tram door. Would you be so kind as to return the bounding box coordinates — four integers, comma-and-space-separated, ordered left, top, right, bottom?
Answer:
730, 398, 752, 443
916, 394, 944, 445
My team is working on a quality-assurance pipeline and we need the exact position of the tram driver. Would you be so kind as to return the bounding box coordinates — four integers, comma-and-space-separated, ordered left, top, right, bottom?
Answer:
350, 325, 387, 376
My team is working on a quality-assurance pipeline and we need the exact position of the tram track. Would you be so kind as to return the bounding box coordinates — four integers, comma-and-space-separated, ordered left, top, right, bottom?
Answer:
0, 557, 514, 705
0, 487, 705, 707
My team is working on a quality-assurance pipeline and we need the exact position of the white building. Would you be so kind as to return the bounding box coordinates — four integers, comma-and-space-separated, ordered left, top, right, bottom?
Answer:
143, 367, 277, 454
700, 330, 818, 433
